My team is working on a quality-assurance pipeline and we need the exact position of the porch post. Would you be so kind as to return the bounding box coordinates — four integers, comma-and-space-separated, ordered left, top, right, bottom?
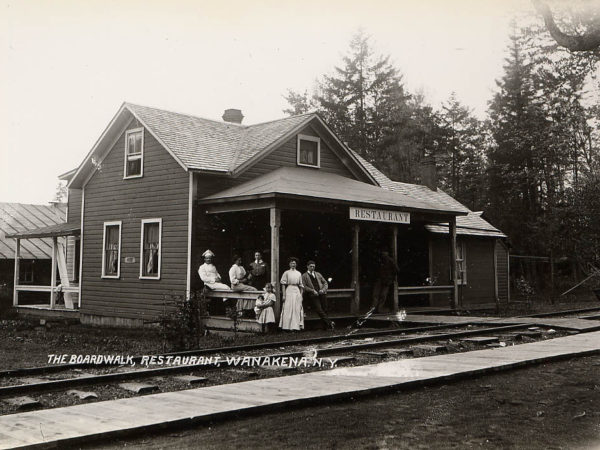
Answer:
449, 217, 458, 309
270, 207, 281, 321
13, 239, 20, 306
351, 223, 360, 314
391, 225, 399, 313
50, 237, 58, 308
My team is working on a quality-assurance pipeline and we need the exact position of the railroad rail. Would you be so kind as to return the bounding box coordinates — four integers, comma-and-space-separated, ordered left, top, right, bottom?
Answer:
0, 323, 565, 402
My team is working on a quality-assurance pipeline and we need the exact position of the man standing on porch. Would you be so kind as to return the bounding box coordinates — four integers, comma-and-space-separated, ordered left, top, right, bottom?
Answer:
198, 250, 230, 290
302, 261, 335, 330
370, 250, 400, 313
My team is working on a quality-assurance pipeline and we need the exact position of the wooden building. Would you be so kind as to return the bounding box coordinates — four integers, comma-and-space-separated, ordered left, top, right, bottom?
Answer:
0, 202, 67, 309
9, 103, 508, 327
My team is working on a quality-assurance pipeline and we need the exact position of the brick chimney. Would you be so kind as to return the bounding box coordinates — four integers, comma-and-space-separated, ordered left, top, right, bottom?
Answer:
420, 156, 437, 191
222, 108, 244, 124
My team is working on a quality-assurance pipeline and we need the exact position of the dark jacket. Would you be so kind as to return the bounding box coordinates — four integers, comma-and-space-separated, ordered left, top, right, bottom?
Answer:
301, 271, 328, 295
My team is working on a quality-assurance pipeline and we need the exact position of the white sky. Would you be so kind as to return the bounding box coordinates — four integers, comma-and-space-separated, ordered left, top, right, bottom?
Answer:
0, 0, 532, 204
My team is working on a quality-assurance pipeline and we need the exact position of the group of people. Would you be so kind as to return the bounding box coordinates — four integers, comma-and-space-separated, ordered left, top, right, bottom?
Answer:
198, 250, 335, 332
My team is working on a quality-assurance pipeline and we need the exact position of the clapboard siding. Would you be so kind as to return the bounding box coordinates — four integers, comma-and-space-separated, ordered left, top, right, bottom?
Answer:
190, 123, 370, 287
430, 235, 495, 306
81, 120, 189, 322
68, 189, 82, 224
237, 124, 358, 182
496, 240, 509, 303
65, 189, 82, 282
462, 238, 495, 304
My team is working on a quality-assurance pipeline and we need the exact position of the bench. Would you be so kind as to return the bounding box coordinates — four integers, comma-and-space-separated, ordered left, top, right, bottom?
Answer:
397, 285, 454, 296
204, 288, 356, 300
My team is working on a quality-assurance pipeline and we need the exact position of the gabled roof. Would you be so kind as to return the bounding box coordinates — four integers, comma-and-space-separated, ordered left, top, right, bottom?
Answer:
200, 166, 466, 216
0, 203, 67, 259
350, 151, 506, 238
69, 103, 376, 188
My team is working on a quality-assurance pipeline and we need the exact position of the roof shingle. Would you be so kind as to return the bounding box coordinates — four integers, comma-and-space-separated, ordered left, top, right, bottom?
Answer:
349, 151, 506, 238
126, 103, 314, 173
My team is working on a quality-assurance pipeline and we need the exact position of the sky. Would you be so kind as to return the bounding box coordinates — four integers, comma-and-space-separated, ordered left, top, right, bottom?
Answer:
0, 0, 533, 204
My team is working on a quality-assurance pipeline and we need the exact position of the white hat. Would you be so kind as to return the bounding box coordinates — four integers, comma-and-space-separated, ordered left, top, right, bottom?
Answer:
202, 249, 215, 258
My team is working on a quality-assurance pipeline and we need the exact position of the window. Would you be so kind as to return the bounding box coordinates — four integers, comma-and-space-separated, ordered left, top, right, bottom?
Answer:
102, 221, 121, 278
20, 261, 34, 284
456, 241, 467, 285
124, 128, 144, 178
140, 218, 162, 279
297, 134, 320, 168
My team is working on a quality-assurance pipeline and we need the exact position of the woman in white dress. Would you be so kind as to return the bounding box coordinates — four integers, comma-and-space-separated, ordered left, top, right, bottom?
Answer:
279, 257, 304, 331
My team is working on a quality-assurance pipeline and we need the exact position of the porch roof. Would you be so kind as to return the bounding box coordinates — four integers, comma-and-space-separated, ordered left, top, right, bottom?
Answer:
200, 167, 467, 216
6, 222, 80, 239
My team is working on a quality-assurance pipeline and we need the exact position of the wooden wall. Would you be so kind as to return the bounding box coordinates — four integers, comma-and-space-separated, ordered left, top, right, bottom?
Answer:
191, 122, 372, 292
237, 124, 358, 183
80, 119, 189, 321
495, 240, 509, 303
430, 234, 497, 306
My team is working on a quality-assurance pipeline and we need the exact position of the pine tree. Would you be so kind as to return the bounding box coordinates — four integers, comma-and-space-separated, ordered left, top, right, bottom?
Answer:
436, 93, 487, 209
284, 30, 410, 167
487, 28, 550, 253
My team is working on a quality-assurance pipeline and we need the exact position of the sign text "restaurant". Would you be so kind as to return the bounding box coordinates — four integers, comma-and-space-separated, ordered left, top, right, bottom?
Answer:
349, 207, 410, 224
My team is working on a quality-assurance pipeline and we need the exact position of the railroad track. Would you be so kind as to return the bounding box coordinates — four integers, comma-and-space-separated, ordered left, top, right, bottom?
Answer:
0, 322, 566, 411
4, 304, 600, 380
2, 305, 599, 416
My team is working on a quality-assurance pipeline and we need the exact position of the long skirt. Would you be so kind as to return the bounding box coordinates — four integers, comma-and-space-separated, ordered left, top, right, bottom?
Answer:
233, 283, 257, 310
279, 285, 304, 330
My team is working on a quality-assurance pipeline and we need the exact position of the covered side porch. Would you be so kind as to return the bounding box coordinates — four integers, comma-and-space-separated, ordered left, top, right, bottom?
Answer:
7, 223, 81, 319
195, 167, 466, 326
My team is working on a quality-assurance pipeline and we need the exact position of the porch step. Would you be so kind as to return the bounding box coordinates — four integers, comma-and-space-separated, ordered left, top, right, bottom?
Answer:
203, 316, 262, 333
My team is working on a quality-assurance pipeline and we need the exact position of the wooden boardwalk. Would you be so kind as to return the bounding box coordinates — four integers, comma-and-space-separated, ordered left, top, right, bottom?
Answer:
1, 331, 600, 449
372, 313, 600, 331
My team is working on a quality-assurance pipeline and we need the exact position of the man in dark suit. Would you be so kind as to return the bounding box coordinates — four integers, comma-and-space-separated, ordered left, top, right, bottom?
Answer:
302, 260, 335, 330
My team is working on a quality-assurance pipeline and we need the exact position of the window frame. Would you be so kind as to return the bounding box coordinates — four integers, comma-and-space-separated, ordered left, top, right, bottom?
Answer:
101, 221, 122, 279
456, 240, 467, 285
123, 127, 144, 179
296, 134, 321, 168
20, 260, 34, 284
139, 218, 162, 280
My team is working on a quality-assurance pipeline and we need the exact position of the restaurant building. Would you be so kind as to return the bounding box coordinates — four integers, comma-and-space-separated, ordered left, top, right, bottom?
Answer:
8, 103, 509, 327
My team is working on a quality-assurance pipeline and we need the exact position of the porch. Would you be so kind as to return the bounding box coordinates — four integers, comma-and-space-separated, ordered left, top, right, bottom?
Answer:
195, 167, 466, 325
6, 223, 81, 315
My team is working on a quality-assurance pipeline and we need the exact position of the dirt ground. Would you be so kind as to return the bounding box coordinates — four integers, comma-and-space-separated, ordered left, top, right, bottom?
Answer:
0, 319, 349, 370
89, 354, 600, 450
0, 297, 597, 370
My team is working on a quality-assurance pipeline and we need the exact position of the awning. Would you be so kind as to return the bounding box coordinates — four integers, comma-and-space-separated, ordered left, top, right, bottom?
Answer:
200, 167, 467, 217
6, 222, 81, 239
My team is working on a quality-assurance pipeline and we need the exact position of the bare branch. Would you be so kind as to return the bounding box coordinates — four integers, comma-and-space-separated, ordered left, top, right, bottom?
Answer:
533, 0, 600, 51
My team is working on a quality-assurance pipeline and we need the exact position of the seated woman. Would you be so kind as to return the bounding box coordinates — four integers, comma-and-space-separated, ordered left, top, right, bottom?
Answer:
198, 250, 230, 290
229, 255, 257, 312
254, 283, 276, 333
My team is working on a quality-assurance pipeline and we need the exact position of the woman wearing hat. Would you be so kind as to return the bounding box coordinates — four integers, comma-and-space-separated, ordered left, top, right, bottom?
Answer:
279, 257, 304, 331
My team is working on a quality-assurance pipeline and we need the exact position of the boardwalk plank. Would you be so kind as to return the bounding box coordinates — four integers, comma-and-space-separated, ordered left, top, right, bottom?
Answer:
1, 332, 600, 449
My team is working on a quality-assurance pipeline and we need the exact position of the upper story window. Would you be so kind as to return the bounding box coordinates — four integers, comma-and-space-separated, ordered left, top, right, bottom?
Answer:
297, 134, 320, 168
102, 221, 122, 278
124, 128, 144, 178
140, 218, 162, 279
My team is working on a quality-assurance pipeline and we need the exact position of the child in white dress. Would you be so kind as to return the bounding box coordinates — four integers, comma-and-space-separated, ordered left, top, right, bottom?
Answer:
254, 283, 276, 333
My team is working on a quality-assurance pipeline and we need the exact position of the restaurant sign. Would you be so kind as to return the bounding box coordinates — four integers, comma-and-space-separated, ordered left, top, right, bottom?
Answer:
349, 207, 410, 224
